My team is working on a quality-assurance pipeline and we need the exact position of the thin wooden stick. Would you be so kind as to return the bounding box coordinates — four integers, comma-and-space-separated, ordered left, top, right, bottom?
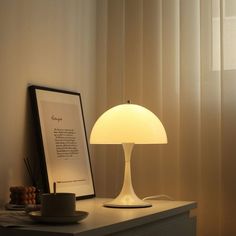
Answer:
53, 182, 56, 194
24, 158, 36, 186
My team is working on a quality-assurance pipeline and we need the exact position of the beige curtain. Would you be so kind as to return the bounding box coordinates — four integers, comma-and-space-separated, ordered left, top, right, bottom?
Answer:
94, 0, 236, 235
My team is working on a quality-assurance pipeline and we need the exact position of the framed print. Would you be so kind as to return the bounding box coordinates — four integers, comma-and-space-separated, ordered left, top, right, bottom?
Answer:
29, 85, 95, 199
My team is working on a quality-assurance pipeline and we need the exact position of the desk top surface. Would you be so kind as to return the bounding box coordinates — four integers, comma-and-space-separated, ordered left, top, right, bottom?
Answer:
1, 198, 197, 236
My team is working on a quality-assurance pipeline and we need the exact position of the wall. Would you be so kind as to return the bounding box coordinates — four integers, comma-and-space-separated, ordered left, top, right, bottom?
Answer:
0, 0, 96, 206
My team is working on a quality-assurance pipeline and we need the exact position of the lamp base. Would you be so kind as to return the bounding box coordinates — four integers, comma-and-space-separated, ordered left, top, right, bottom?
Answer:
103, 143, 152, 208
103, 196, 152, 208
104, 143, 152, 208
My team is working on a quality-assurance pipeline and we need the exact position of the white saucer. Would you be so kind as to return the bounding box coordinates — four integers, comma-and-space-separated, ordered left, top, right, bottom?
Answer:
28, 211, 88, 224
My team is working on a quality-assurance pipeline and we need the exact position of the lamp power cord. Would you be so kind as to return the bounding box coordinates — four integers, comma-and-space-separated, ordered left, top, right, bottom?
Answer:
142, 194, 174, 201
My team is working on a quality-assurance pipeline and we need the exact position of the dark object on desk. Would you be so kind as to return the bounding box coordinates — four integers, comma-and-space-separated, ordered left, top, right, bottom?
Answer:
41, 192, 76, 217
28, 210, 88, 224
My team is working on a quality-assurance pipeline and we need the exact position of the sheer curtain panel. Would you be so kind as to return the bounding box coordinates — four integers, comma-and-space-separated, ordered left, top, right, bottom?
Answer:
94, 1, 236, 235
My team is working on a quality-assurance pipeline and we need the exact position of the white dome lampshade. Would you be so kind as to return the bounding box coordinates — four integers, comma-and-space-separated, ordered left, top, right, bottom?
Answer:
90, 103, 167, 208
90, 103, 167, 144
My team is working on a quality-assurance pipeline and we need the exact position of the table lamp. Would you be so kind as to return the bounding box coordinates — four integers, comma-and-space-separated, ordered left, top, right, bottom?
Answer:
90, 102, 167, 208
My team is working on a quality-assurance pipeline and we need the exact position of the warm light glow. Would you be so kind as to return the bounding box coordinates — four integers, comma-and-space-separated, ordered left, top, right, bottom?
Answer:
90, 104, 167, 144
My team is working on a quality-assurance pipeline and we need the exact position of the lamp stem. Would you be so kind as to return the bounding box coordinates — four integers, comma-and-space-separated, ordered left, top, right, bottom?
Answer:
103, 143, 151, 208
120, 143, 136, 197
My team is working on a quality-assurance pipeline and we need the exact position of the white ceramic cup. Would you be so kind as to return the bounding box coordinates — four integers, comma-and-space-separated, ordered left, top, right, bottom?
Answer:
41, 193, 76, 217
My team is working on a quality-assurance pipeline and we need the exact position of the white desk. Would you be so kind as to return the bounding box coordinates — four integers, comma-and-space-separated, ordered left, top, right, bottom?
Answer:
0, 198, 197, 236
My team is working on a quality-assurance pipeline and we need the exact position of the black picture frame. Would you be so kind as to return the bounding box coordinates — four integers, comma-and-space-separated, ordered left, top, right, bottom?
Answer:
29, 85, 95, 199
